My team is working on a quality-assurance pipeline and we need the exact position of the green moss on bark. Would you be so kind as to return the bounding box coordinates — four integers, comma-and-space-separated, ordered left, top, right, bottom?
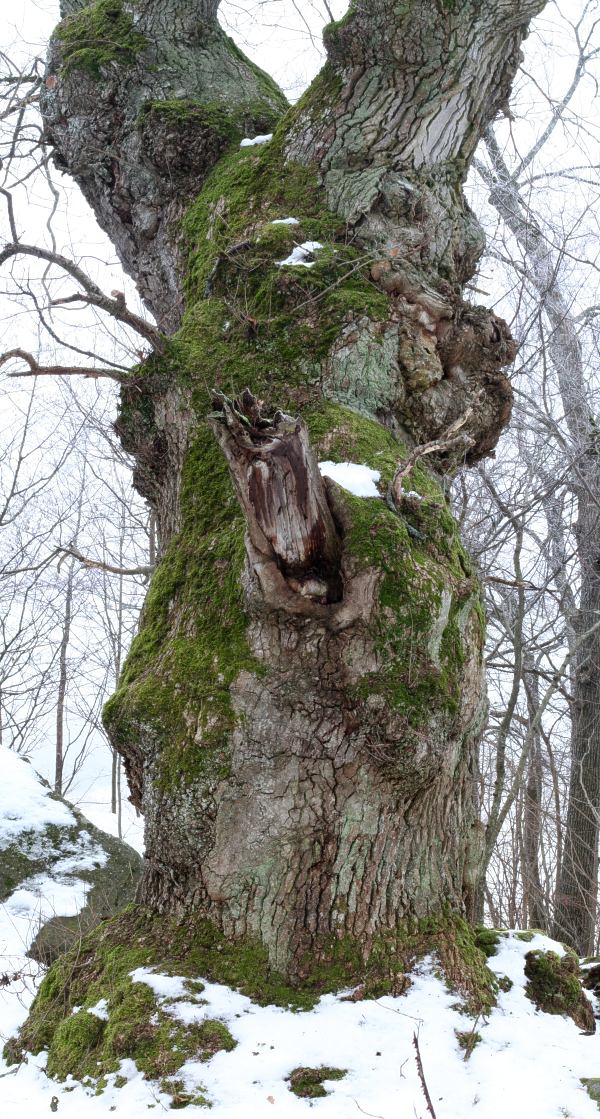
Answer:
55, 0, 146, 78
139, 97, 282, 148
103, 424, 261, 794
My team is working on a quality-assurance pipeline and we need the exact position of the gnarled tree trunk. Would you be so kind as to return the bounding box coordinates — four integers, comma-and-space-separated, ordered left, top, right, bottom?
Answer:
41, 0, 545, 977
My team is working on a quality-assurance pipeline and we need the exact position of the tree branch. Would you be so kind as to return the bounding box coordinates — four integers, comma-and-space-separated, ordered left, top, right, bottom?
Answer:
58, 546, 154, 578
0, 349, 127, 383
390, 406, 476, 507
0, 242, 164, 353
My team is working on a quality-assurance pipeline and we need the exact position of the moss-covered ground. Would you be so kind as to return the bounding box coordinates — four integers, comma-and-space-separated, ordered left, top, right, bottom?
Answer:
524, 949, 595, 1032
5, 906, 497, 1094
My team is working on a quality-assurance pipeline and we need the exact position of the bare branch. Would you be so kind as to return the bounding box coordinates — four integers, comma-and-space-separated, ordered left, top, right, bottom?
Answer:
58, 546, 154, 578
0, 242, 164, 352
0, 349, 127, 383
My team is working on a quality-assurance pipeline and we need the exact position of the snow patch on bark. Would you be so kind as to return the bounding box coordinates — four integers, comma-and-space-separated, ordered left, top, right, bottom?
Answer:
278, 241, 323, 267
319, 461, 381, 497
239, 133, 273, 147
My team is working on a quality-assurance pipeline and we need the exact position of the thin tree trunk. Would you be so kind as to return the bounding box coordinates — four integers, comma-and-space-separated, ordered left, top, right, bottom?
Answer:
522, 655, 547, 931
54, 563, 74, 795
42, 0, 545, 975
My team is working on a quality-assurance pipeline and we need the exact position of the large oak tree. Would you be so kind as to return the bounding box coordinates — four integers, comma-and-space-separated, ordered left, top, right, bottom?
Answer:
38, 0, 546, 978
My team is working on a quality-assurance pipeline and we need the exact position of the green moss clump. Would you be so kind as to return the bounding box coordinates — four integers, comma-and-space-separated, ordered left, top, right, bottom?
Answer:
55, 0, 146, 79
46, 1010, 106, 1080
515, 929, 545, 943
9, 919, 236, 1104
524, 950, 595, 1032
474, 927, 506, 959
287, 1066, 347, 1098
455, 1029, 481, 1058
582, 1079, 600, 1109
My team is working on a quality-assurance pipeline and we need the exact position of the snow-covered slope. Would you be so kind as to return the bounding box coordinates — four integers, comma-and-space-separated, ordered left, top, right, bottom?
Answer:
0, 746, 141, 1035
1, 928, 600, 1118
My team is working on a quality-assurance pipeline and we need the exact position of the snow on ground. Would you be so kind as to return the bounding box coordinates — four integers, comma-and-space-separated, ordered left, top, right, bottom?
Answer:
0, 747, 74, 842
270, 217, 300, 225
319, 461, 382, 497
1, 930, 600, 1117
77, 796, 144, 855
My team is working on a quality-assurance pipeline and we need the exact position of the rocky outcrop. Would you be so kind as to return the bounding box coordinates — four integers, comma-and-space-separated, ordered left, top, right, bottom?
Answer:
0, 747, 141, 963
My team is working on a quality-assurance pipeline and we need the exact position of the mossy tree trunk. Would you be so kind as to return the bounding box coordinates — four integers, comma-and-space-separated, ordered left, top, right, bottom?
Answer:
42, 0, 545, 977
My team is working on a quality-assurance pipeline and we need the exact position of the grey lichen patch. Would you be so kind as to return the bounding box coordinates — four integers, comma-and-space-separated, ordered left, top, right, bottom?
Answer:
321, 317, 405, 421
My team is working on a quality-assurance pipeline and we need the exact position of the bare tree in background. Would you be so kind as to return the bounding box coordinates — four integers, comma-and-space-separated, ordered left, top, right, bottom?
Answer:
460, 1, 600, 951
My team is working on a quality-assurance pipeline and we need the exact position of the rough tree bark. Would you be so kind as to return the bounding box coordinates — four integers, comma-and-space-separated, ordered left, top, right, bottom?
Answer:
41, 0, 545, 977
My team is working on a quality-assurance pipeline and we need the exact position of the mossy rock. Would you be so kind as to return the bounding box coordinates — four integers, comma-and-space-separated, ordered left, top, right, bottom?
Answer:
524, 949, 595, 1032
287, 1066, 347, 1098
0, 758, 141, 963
